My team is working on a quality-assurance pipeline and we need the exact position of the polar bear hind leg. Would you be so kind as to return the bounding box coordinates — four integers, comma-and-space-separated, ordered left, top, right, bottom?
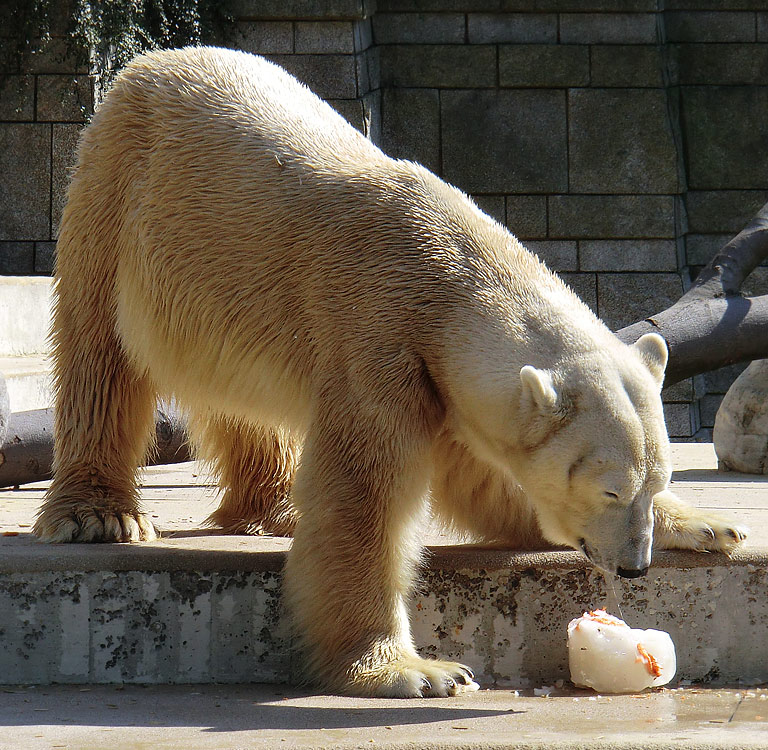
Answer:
194, 415, 300, 536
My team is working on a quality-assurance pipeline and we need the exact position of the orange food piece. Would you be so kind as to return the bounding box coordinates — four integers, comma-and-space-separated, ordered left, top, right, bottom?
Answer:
2, 531, 19, 537
574, 609, 628, 630
636, 643, 662, 677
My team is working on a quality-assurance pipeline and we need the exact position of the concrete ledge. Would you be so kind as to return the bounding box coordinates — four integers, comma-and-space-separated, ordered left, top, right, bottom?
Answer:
1, 445, 766, 688
0, 534, 766, 687
0, 355, 52, 411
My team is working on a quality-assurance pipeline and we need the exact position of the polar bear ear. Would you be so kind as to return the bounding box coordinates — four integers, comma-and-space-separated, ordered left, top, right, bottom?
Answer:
520, 365, 559, 413
632, 333, 668, 386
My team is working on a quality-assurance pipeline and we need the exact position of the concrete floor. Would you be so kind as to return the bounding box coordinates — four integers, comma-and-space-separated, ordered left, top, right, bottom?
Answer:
0, 683, 766, 749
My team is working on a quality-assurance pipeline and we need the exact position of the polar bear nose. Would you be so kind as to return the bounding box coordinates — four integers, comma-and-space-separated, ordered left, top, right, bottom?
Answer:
616, 566, 649, 579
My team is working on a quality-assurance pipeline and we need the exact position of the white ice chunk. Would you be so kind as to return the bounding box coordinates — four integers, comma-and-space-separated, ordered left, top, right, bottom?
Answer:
568, 609, 676, 694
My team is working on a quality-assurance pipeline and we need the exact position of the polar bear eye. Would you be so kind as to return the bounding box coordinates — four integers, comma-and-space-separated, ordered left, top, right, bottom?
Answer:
603, 491, 620, 501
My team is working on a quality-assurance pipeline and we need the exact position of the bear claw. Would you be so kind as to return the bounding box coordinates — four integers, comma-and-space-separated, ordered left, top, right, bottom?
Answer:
35, 509, 158, 543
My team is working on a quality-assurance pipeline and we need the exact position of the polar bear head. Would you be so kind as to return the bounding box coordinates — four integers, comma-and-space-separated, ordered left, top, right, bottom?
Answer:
511, 333, 671, 578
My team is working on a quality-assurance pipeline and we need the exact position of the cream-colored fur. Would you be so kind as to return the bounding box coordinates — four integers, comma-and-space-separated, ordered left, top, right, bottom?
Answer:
35, 46, 746, 696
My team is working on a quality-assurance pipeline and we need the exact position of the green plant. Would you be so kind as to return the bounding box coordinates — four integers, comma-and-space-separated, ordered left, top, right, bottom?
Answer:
73, 0, 229, 77
8, 0, 230, 84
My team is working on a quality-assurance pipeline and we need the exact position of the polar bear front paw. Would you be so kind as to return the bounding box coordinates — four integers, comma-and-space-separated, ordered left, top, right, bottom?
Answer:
653, 489, 748, 553
34, 507, 158, 543
349, 655, 480, 698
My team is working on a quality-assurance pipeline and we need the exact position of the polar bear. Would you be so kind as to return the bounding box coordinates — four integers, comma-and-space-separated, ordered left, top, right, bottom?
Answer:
35, 47, 746, 697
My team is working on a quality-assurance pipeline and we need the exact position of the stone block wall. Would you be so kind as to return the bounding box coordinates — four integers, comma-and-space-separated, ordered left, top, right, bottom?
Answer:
0, 10, 91, 276
2, 0, 768, 438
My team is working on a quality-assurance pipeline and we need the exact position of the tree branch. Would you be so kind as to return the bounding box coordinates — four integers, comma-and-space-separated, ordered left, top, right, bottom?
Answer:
616, 201, 768, 387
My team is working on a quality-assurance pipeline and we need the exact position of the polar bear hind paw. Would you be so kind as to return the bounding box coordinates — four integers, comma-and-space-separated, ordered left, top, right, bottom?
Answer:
349, 656, 479, 698
34, 507, 158, 543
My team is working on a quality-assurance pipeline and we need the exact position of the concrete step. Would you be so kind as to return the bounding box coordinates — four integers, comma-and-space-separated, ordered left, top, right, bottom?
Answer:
0, 276, 53, 411
0, 277, 52, 356
0, 355, 52, 412
0, 444, 766, 691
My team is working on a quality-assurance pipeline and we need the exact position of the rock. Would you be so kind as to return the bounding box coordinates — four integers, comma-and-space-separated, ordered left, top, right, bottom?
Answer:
714, 359, 768, 473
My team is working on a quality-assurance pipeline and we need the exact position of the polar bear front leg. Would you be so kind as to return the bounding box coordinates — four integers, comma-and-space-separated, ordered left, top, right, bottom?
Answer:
283, 408, 478, 697
33, 280, 159, 542
652, 489, 748, 553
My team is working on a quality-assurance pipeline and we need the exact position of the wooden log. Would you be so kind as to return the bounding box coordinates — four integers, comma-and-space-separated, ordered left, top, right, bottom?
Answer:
0, 405, 191, 488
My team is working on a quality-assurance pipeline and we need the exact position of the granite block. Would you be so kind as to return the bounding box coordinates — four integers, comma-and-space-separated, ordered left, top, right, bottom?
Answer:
579, 239, 678, 272
467, 13, 557, 44
51, 124, 82, 238
703, 363, 746, 394
472, 195, 506, 224
568, 89, 679, 194
0, 123, 51, 241
233, 21, 294, 54
590, 45, 664, 87
558, 272, 598, 314
353, 18, 374, 51
499, 45, 589, 87
381, 88, 440, 172
673, 43, 768, 85
34, 241, 56, 274
379, 44, 496, 87
700, 394, 724, 429
0, 242, 35, 274
295, 21, 356, 53
328, 98, 365, 131
548, 195, 676, 239
379, 1, 657, 8
685, 191, 768, 234
667, 0, 768, 8
356, 46, 380, 95
664, 402, 698, 438
559, 13, 658, 44
662, 376, 705, 403
0, 75, 34, 120
525, 240, 578, 272
506, 195, 548, 239
597, 272, 684, 330
686, 234, 730, 266
362, 89, 382, 144
265, 53, 358, 98
441, 89, 567, 193
36, 74, 93, 122
25, 38, 88, 75
664, 11, 756, 43
682, 86, 768, 190
229, 0, 369, 20
373, 13, 465, 44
